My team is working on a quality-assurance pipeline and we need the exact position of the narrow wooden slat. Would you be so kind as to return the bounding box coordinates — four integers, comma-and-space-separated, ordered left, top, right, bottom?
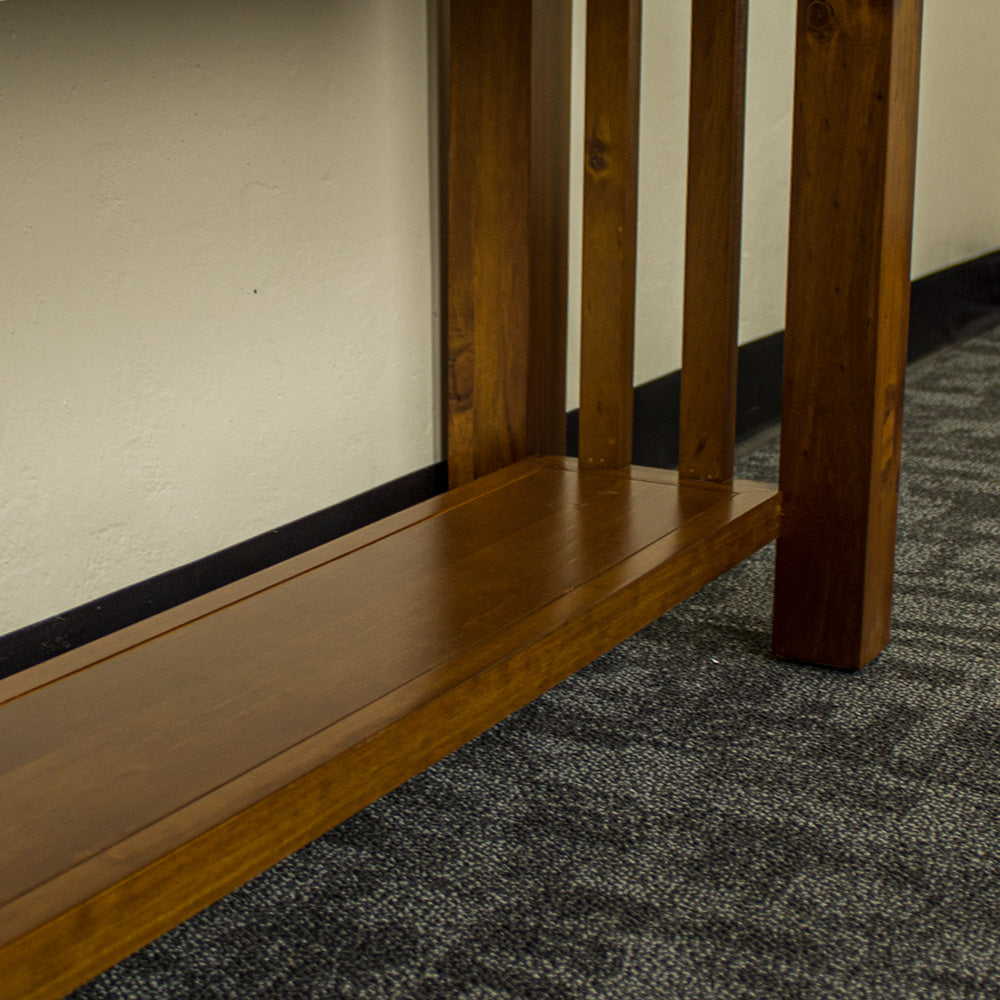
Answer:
446, 0, 572, 486
578, 0, 642, 469
678, 0, 748, 483
529, 0, 573, 457
0, 461, 780, 999
773, 0, 923, 669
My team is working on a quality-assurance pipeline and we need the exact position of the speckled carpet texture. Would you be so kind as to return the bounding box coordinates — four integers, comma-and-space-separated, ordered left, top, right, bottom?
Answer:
71, 327, 1000, 1000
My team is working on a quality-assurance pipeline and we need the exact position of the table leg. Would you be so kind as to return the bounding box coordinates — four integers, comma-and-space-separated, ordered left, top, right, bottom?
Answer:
773, 0, 923, 669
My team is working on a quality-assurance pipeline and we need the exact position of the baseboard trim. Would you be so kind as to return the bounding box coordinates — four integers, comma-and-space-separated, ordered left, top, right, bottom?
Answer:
909, 248, 1000, 360
3, 249, 998, 679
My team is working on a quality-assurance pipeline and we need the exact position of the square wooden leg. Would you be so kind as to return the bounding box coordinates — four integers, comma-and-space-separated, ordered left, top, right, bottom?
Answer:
773, 0, 923, 669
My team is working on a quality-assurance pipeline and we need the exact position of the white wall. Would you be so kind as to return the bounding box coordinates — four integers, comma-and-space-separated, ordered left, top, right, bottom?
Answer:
911, 0, 1000, 275
3, 0, 999, 636
1, 0, 438, 633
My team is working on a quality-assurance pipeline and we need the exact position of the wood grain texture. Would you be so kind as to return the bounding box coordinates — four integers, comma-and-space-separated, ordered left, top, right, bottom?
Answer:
0, 459, 780, 999
529, 0, 573, 458
446, 0, 571, 486
447, 0, 531, 486
678, 0, 748, 483
773, 0, 923, 669
578, 0, 642, 469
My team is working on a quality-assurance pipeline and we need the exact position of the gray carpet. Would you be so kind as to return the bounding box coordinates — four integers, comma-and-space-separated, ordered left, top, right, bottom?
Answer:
71, 328, 1000, 1000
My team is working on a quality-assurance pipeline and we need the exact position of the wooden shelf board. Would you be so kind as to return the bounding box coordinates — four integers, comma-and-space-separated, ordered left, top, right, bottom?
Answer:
0, 457, 780, 1000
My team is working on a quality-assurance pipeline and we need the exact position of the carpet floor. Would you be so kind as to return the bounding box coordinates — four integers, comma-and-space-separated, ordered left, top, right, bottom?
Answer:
71, 327, 1000, 1000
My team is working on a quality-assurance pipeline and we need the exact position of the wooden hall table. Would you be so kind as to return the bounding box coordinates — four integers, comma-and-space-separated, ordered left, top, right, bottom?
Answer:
0, 3, 922, 997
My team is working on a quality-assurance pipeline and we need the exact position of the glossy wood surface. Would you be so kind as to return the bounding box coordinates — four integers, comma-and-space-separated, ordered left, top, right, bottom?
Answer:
578, 0, 642, 469
0, 459, 780, 999
678, 0, 748, 483
446, 0, 571, 486
773, 0, 923, 668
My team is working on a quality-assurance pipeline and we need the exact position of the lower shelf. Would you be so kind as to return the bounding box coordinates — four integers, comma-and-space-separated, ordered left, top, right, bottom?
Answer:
0, 456, 780, 1000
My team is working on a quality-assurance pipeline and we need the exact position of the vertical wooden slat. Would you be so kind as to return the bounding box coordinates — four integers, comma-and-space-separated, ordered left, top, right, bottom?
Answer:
578, 0, 642, 469
529, 0, 573, 459
678, 0, 748, 483
446, 0, 572, 488
773, 0, 923, 669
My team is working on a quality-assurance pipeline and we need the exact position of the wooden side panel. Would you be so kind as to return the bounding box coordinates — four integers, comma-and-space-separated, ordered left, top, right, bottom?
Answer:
578, 0, 642, 469
773, 0, 923, 669
678, 0, 748, 483
446, 0, 571, 487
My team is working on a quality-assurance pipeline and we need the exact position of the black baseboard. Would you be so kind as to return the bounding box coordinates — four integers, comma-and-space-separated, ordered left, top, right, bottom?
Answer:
3, 249, 998, 679
909, 248, 1000, 360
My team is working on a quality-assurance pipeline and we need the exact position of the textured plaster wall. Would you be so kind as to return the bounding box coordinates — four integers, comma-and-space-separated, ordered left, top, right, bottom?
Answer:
911, 0, 1000, 275
1, 0, 437, 633
3, 1, 999, 635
